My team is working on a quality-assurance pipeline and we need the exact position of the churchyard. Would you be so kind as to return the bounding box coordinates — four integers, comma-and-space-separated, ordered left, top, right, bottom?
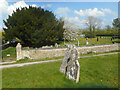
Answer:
1, 1, 119, 89
1, 42, 119, 88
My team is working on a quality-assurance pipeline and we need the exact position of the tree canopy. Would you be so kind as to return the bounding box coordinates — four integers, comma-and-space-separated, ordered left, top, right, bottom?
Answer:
112, 18, 120, 30
3, 6, 65, 47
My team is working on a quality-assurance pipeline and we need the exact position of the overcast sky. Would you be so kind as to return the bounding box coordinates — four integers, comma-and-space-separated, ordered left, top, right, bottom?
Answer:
0, 0, 118, 30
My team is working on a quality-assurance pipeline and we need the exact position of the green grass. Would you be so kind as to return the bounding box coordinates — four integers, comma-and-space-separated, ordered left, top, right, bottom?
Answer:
112, 39, 120, 43
2, 54, 118, 88
57, 37, 113, 47
2, 47, 16, 59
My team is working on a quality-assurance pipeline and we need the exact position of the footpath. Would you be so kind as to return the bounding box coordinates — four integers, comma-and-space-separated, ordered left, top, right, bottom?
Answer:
0, 52, 118, 69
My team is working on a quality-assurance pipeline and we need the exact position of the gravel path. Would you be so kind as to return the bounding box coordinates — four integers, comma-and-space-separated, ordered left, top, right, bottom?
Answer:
0, 52, 119, 69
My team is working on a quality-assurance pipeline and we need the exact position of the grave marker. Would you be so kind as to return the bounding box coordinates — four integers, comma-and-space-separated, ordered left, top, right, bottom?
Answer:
60, 44, 80, 83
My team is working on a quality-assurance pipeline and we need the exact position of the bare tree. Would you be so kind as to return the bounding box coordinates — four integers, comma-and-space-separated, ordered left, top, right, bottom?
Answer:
85, 16, 102, 32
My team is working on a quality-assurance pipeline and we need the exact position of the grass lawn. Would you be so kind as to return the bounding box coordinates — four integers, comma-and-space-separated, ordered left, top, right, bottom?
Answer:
2, 54, 118, 88
57, 37, 113, 47
2, 47, 16, 62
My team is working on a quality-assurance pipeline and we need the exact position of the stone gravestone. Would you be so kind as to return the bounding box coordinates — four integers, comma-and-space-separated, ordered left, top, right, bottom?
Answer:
77, 41, 79, 46
55, 43, 58, 48
86, 41, 89, 45
60, 44, 80, 83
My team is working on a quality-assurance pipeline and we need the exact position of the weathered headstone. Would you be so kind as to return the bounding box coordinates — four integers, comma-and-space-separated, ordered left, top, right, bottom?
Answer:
60, 44, 80, 83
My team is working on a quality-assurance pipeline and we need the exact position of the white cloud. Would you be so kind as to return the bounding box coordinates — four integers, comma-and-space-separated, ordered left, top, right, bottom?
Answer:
101, 8, 117, 16
74, 8, 117, 17
101, 8, 112, 13
41, 4, 52, 8
63, 17, 85, 28
54, 7, 71, 17
74, 10, 84, 16
0, 0, 37, 30
74, 8, 105, 17
31, 4, 37, 7
8, 1, 29, 16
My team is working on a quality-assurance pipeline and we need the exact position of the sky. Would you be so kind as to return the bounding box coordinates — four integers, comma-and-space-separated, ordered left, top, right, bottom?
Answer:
0, 0, 119, 30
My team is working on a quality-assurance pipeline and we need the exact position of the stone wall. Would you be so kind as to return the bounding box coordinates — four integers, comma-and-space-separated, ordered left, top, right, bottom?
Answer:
16, 43, 119, 60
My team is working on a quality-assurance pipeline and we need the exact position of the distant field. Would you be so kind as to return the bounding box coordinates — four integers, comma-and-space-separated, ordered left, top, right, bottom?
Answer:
2, 54, 118, 88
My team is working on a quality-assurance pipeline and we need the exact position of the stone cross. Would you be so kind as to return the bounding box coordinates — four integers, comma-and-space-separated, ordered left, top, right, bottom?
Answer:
60, 44, 80, 83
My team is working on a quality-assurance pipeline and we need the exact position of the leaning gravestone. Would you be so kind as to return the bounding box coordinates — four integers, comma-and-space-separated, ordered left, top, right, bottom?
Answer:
60, 44, 80, 83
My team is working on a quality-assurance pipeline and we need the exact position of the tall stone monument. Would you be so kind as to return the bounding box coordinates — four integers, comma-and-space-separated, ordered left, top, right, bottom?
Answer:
16, 43, 23, 60
60, 44, 80, 83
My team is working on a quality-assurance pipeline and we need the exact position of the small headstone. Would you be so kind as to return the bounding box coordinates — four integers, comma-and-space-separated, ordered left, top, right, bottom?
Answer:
111, 38, 113, 41
7, 54, 10, 56
86, 41, 89, 45
60, 44, 80, 83
92, 51, 96, 53
55, 43, 58, 48
97, 37, 99, 41
77, 41, 79, 46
